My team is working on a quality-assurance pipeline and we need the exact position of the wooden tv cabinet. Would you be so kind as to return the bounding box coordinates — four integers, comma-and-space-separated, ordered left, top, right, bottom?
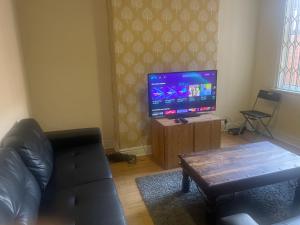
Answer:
151, 114, 221, 169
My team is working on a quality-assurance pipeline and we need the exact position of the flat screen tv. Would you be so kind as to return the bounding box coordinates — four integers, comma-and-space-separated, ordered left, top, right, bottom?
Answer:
148, 70, 217, 118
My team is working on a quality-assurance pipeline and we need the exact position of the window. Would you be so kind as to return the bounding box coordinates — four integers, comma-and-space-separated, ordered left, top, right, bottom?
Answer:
277, 0, 300, 93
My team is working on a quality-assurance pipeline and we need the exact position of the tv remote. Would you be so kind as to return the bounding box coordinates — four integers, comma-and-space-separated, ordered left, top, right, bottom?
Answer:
174, 118, 180, 124
179, 118, 188, 124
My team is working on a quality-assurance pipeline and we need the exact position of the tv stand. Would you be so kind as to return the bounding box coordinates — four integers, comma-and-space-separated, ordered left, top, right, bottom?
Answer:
151, 114, 221, 169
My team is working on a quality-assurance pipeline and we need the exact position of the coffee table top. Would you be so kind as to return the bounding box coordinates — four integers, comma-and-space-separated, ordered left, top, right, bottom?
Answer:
179, 142, 300, 193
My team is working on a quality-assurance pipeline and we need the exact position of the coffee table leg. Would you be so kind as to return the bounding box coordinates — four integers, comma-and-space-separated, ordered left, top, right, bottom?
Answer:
182, 171, 190, 193
205, 195, 217, 225
294, 178, 300, 203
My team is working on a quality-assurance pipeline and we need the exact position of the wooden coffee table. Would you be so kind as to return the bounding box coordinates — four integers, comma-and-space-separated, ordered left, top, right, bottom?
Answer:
179, 141, 300, 220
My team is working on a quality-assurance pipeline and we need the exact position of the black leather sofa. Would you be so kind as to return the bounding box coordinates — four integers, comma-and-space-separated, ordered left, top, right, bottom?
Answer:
220, 213, 300, 225
0, 118, 127, 225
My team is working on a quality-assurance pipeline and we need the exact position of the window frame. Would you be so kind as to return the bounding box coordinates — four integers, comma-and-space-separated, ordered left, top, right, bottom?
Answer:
275, 0, 300, 95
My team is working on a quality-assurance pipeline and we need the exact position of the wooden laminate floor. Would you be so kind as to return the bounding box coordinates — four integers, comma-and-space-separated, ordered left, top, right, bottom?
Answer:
110, 132, 298, 225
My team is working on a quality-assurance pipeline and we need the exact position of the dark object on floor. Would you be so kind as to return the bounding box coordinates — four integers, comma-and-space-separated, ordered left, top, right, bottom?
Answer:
240, 90, 281, 138
220, 213, 300, 225
228, 127, 245, 135
0, 118, 127, 225
136, 170, 298, 225
107, 152, 137, 164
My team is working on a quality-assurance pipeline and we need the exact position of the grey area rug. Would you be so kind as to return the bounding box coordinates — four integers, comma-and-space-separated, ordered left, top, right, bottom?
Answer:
136, 171, 300, 225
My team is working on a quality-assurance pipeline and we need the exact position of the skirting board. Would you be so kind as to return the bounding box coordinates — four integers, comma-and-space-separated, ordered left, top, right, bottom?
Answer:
272, 130, 300, 148
115, 130, 300, 156
229, 118, 300, 147
119, 145, 152, 156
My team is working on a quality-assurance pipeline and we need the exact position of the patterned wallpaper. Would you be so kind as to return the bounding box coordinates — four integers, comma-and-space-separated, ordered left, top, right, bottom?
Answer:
111, 0, 219, 149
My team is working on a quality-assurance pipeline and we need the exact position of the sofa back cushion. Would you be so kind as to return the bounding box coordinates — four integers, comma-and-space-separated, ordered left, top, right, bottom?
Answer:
1, 119, 53, 191
0, 148, 41, 225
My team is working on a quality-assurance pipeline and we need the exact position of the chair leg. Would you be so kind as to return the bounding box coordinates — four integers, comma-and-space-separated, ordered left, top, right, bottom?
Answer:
259, 119, 273, 139
239, 119, 247, 135
240, 116, 258, 135
245, 116, 257, 132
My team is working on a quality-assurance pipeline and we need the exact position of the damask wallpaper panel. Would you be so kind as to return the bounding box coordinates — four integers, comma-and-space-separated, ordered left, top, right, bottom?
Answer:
110, 0, 219, 149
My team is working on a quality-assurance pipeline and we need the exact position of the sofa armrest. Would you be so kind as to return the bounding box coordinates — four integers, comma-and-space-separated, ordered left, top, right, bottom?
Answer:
219, 213, 260, 225
45, 128, 101, 150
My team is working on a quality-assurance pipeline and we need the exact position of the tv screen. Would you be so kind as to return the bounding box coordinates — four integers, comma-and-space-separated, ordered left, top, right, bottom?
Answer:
148, 70, 217, 118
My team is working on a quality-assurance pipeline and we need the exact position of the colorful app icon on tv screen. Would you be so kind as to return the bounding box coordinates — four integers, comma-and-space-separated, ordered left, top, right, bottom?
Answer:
148, 70, 217, 118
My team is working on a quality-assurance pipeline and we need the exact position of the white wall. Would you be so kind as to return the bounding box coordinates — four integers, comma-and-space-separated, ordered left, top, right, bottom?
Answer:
15, 0, 115, 149
216, 0, 259, 127
93, 0, 115, 149
251, 0, 300, 146
0, 0, 30, 139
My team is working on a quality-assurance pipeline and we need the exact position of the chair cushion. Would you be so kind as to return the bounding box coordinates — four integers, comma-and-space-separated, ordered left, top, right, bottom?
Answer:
40, 180, 126, 225
52, 143, 111, 189
1, 118, 53, 191
240, 110, 271, 118
0, 148, 41, 225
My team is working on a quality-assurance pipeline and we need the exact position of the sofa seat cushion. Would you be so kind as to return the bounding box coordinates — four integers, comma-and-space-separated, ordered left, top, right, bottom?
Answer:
0, 149, 41, 225
1, 119, 53, 191
40, 180, 126, 225
53, 143, 112, 189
